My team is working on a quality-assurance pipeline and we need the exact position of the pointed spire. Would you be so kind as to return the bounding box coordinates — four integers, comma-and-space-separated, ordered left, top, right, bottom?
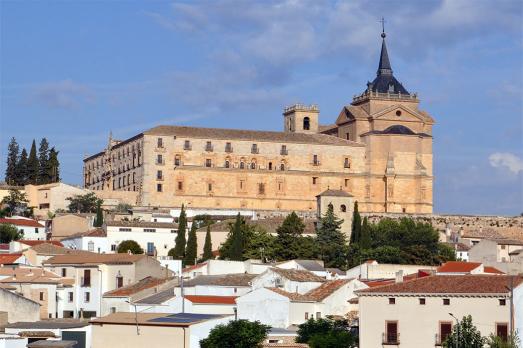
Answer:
377, 20, 393, 76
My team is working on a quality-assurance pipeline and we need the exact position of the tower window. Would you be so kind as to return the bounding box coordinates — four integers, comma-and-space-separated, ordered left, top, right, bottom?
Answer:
340, 204, 346, 212
303, 117, 310, 130
280, 163, 285, 171
268, 162, 273, 170
174, 155, 181, 166
344, 158, 350, 168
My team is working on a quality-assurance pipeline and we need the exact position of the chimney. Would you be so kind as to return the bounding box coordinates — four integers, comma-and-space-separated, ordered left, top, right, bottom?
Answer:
395, 270, 404, 283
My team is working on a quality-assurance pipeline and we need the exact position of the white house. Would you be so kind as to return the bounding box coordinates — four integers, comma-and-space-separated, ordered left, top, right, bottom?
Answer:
275, 259, 330, 278
252, 268, 326, 294
105, 220, 178, 257
345, 260, 437, 280
60, 228, 110, 254
0, 218, 45, 241
182, 259, 272, 279
178, 273, 257, 297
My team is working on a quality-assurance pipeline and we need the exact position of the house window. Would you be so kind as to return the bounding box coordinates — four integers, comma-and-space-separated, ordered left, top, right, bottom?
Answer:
157, 138, 163, 148
174, 155, 181, 166
305, 312, 309, 320
344, 179, 349, 187
344, 158, 350, 168
340, 204, 346, 212
225, 160, 230, 168
312, 177, 318, 185
61, 268, 66, 277
119, 228, 131, 232
316, 312, 321, 319
111, 244, 116, 251
116, 275, 123, 288
40, 292, 44, 301
258, 183, 265, 194
240, 161, 245, 169
68, 292, 73, 302
346, 132, 350, 140
147, 242, 155, 255
499, 299, 506, 306
157, 184, 163, 192
501, 245, 506, 250
385, 321, 398, 344
144, 228, 156, 232
205, 159, 212, 168
443, 299, 450, 305
88, 241, 94, 252
388, 298, 395, 305
205, 141, 213, 151
156, 154, 163, 165
440, 322, 452, 344
225, 142, 233, 152
251, 144, 259, 154
312, 155, 319, 165
419, 298, 425, 305
84, 292, 90, 302
240, 180, 245, 190
280, 145, 288, 155
268, 162, 273, 170
110, 307, 116, 314
496, 323, 508, 341
157, 170, 163, 180
208, 183, 213, 192
184, 140, 191, 150
303, 117, 310, 130
177, 181, 183, 190
83, 270, 91, 287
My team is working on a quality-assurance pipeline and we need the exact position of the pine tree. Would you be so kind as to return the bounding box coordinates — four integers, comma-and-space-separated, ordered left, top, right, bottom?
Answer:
275, 211, 305, 260
38, 138, 50, 184
350, 201, 362, 244
15, 149, 28, 186
184, 223, 198, 265
359, 217, 372, 249
173, 205, 187, 259
230, 213, 244, 261
316, 204, 346, 268
5, 137, 19, 185
202, 224, 213, 260
27, 140, 39, 184
47, 147, 60, 183
93, 201, 103, 227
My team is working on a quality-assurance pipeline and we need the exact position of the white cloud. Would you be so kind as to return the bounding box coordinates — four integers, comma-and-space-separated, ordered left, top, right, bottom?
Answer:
489, 152, 523, 174
31, 79, 95, 109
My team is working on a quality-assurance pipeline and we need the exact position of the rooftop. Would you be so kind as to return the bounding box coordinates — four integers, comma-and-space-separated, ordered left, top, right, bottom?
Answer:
0, 218, 44, 228
316, 189, 354, 198
437, 261, 482, 273
0, 253, 23, 264
17, 240, 63, 248
104, 276, 173, 297
184, 295, 237, 305
60, 228, 106, 239
358, 275, 523, 295
270, 268, 326, 283
183, 273, 257, 287
106, 220, 178, 229
44, 253, 147, 265
267, 279, 350, 302
135, 286, 176, 304
90, 312, 230, 327
5, 319, 89, 330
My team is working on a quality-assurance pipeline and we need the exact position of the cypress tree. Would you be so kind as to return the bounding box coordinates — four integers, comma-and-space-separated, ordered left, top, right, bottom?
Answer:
350, 201, 362, 244
47, 147, 60, 183
27, 140, 39, 184
173, 205, 187, 259
15, 149, 28, 186
230, 213, 244, 261
5, 137, 19, 185
316, 204, 346, 268
93, 201, 103, 227
359, 216, 372, 249
38, 138, 50, 184
202, 224, 213, 260
184, 223, 198, 265
275, 211, 305, 260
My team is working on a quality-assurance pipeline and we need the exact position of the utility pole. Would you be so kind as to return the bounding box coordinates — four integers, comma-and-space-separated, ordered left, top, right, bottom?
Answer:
449, 313, 459, 348
181, 274, 185, 313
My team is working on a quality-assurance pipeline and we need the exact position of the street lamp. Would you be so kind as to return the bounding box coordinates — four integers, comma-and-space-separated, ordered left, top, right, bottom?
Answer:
449, 313, 459, 348
126, 300, 140, 335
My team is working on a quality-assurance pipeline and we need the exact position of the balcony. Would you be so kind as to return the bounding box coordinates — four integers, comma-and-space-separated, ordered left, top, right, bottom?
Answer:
225, 145, 233, 153
251, 147, 259, 154
312, 160, 321, 166
280, 148, 288, 155
382, 333, 400, 345
205, 144, 214, 152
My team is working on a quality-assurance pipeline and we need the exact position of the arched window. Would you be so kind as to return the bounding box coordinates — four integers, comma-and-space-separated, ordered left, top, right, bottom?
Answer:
340, 204, 346, 212
280, 163, 285, 171
225, 160, 230, 168
303, 117, 310, 130
240, 161, 245, 169
251, 161, 256, 170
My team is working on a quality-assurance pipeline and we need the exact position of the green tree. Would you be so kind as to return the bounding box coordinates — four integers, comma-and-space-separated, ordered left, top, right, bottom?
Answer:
0, 224, 23, 243
350, 201, 361, 244
173, 205, 187, 259
5, 137, 19, 185
443, 315, 485, 348
316, 204, 346, 268
229, 213, 245, 261
297, 318, 357, 348
66, 192, 102, 213
27, 140, 39, 184
202, 224, 213, 260
200, 319, 270, 348
359, 216, 371, 249
93, 201, 103, 227
15, 148, 28, 186
274, 211, 306, 260
486, 332, 520, 348
1, 189, 29, 216
117, 240, 144, 254
37, 138, 50, 184
47, 147, 60, 183
184, 223, 198, 265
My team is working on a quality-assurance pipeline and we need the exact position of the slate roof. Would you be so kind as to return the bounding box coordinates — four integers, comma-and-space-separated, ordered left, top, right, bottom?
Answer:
358, 275, 523, 295
135, 287, 176, 304
270, 268, 326, 283
144, 125, 364, 147
104, 276, 173, 297
183, 273, 257, 287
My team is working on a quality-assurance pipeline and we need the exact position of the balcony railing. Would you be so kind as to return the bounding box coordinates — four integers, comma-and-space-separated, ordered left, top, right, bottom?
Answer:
382, 333, 400, 345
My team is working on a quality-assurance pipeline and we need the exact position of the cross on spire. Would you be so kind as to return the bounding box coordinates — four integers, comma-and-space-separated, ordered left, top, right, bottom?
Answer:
379, 17, 386, 38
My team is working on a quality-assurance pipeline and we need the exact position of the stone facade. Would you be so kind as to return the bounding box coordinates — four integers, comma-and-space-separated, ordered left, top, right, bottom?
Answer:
83, 34, 434, 215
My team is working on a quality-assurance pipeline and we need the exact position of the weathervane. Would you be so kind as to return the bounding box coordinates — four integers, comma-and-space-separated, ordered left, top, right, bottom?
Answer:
379, 17, 386, 38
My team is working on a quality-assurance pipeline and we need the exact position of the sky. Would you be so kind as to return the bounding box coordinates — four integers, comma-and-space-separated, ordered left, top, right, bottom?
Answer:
1, 0, 522, 216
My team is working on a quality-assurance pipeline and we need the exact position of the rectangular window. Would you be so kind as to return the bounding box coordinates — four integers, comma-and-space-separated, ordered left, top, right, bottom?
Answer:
344, 179, 349, 187
280, 145, 288, 155
156, 154, 163, 164
388, 298, 395, 305
157, 170, 163, 180
225, 142, 233, 153
110, 307, 116, 314
40, 292, 44, 301
258, 183, 265, 194
205, 159, 212, 167
419, 298, 425, 305
157, 137, 163, 148
385, 321, 398, 344
313, 154, 319, 165
312, 177, 318, 185
68, 292, 73, 302
205, 141, 213, 152
443, 299, 450, 305
117, 276, 123, 288
346, 132, 350, 140
208, 183, 212, 192
316, 312, 321, 319
496, 323, 508, 341
499, 299, 506, 306
144, 228, 156, 232
111, 244, 116, 251
61, 268, 66, 277
147, 242, 154, 255
118, 228, 132, 232
84, 292, 90, 303
157, 183, 162, 192
305, 312, 309, 320
177, 181, 183, 190
83, 270, 91, 287
501, 245, 506, 250
344, 157, 350, 168
251, 144, 259, 154
440, 322, 452, 344
184, 140, 191, 150
174, 155, 181, 166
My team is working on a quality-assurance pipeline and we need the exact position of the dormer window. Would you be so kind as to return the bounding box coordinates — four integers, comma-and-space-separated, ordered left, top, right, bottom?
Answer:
388, 83, 395, 93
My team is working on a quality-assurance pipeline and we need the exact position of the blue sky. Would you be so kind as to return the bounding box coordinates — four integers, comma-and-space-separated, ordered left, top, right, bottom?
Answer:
1, 0, 522, 215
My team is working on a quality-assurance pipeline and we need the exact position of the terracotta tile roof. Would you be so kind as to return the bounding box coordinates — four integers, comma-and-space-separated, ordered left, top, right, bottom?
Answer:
184, 295, 237, 304
0, 218, 44, 228
104, 276, 172, 297
0, 268, 71, 285
358, 275, 523, 295
443, 242, 470, 252
29, 243, 90, 256
44, 252, 147, 265
184, 273, 256, 287
304, 279, 350, 301
437, 261, 482, 273
144, 125, 365, 147
0, 243, 9, 250
462, 228, 504, 240
270, 268, 326, 283
0, 253, 23, 264
18, 240, 63, 247
484, 266, 505, 274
